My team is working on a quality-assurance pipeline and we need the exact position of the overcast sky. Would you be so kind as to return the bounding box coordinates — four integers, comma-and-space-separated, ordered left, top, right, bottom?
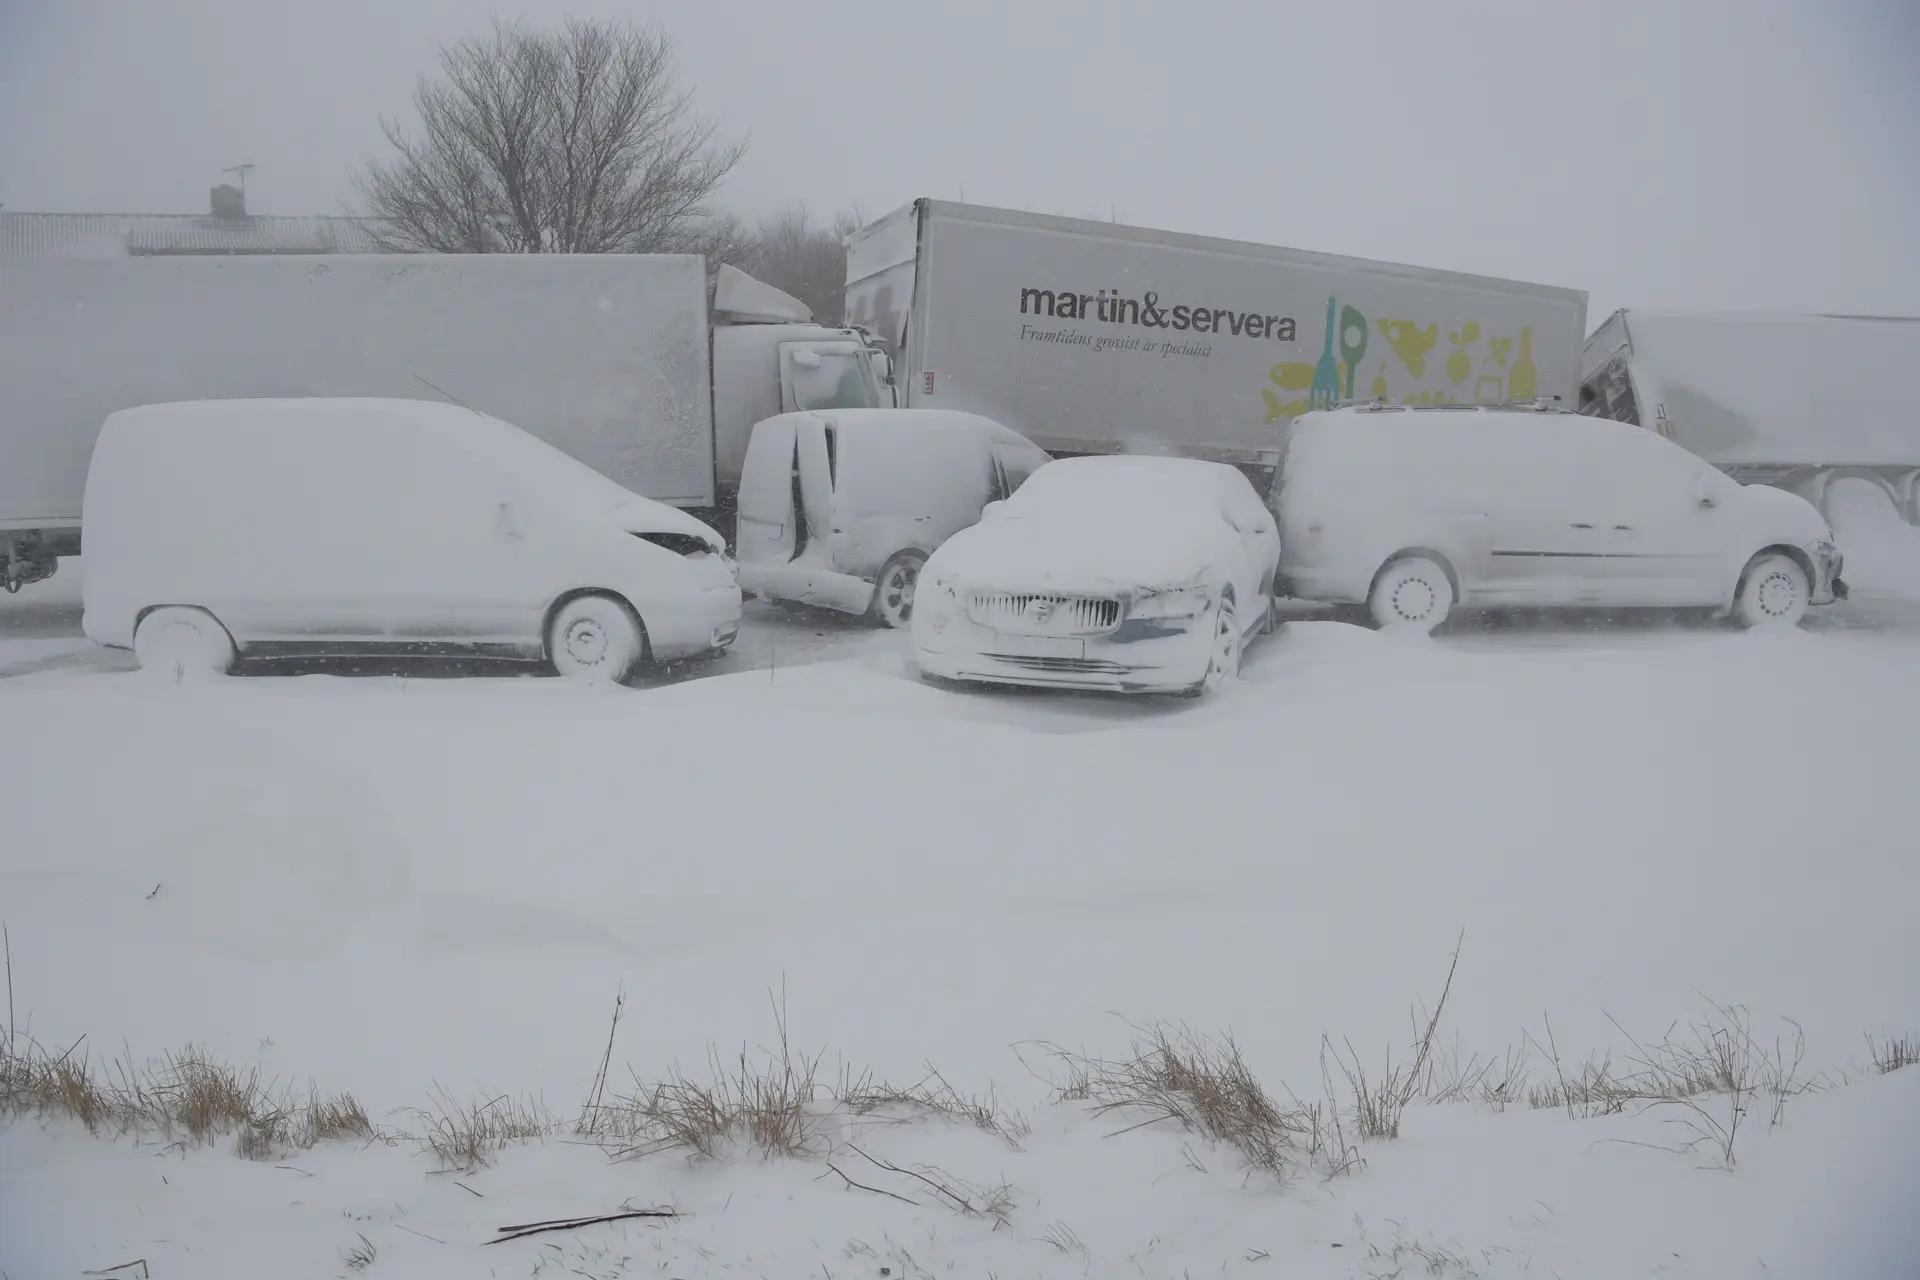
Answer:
3, 0, 1916, 323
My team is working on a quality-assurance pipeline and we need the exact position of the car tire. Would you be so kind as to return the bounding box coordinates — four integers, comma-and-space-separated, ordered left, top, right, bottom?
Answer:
1183, 597, 1242, 697
548, 594, 647, 683
1369, 556, 1455, 632
1732, 552, 1810, 629
133, 606, 236, 678
867, 550, 928, 629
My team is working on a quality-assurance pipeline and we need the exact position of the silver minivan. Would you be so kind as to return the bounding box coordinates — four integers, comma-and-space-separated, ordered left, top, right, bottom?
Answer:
1271, 403, 1846, 630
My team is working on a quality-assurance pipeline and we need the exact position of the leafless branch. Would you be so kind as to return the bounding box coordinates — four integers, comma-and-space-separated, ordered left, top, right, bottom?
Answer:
357, 18, 745, 255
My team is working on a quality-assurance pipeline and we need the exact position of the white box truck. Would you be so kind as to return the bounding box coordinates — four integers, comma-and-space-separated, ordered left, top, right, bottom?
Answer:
1580, 309, 1920, 525
845, 199, 1587, 471
0, 255, 887, 590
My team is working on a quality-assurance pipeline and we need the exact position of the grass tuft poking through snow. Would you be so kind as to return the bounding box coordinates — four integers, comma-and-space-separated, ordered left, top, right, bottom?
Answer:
0, 1033, 374, 1159
1027, 1022, 1310, 1177
1867, 1031, 1917, 1076
412, 1086, 555, 1171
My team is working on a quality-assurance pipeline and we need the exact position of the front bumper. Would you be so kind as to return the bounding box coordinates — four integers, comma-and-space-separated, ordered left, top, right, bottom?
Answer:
912, 608, 1215, 695
642, 564, 744, 661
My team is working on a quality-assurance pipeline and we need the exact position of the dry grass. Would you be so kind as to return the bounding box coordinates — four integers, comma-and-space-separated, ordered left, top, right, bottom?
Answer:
1867, 1032, 1917, 1076
1, 1033, 375, 1159
412, 1086, 555, 1170
836, 1065, 1031, 1147
577, 988, 829, 1161
1324, 932, 1463, 1140
1028, 1021, 1307, 1176
576, 988, 1027, 1170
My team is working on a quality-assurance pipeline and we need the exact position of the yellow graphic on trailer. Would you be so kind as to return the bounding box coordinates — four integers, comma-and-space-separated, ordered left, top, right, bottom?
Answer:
1260, 300, 1550, 421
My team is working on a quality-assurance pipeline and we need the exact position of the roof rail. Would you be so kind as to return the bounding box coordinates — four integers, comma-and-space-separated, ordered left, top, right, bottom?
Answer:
1329, 394, 1574, 415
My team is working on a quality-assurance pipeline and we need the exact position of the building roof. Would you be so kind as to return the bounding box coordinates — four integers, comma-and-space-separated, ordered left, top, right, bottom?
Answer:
0, 211, 394, 257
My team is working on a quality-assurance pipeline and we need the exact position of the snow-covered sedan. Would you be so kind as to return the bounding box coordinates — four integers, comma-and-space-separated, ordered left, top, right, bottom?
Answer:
911, 456, 1282, 696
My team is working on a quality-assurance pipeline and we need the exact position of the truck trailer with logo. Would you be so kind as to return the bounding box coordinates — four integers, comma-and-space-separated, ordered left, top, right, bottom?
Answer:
845, 199, 1587, 476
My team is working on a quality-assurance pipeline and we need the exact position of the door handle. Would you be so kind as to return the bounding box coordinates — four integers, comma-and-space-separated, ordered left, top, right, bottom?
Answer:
1613, 524, 1632, 531
1570, 522, 1593, 529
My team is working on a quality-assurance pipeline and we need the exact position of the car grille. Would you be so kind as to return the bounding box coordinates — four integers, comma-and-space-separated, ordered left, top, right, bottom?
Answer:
983, 654, 1131, 675
966, 592, 1121, 634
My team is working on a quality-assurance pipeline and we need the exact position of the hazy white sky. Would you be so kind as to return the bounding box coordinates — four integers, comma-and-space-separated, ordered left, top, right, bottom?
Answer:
3, 0, 1916, 322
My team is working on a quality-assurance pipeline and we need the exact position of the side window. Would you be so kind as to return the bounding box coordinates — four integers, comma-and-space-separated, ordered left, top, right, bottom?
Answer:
991, 444, 1045, 495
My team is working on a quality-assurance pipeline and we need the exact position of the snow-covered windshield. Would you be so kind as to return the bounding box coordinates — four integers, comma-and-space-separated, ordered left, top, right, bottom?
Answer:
788, 349, 876, 411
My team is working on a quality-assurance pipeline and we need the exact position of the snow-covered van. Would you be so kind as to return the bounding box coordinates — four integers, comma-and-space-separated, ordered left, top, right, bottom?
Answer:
1271, 403, 1845, 630
1579, 310, 1920, 525
734, 409, 1050, 626
0, 255, 886, 591
846, 200, 1586, 476
81, 398, 741, 680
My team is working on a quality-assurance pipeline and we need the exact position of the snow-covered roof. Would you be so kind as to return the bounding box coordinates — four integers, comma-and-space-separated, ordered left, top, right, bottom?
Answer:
0, 211, 393, 257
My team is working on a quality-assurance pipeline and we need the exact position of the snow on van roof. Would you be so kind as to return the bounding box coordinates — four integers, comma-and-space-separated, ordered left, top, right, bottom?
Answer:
103, 397, 721, 542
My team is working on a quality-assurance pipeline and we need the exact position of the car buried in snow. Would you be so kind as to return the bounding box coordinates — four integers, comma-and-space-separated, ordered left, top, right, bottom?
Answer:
910, 455, 1282, 696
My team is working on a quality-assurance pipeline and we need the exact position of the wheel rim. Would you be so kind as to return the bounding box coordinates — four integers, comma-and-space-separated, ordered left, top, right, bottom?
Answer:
1392, 576, 1438, 622
564, 616, 610, 667
1755, 569, 1801, 617
1205, 610, 1238, 687
881, 562, 919, 624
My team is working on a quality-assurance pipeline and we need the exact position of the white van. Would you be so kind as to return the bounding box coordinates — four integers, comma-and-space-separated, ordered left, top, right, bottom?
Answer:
82, 398, 742, 680
1271, 403, 1846, 630
734, 409, 1051, 626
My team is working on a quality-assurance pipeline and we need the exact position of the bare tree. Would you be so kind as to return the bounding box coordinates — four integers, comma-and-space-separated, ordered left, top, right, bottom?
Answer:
358, 19, 745, 254
736, 205, 862, 324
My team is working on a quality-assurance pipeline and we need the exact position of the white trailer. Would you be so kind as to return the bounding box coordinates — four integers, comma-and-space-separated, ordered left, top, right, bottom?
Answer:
0, 255, 886, 589
1579, 309, 1920, 525
846, 199, 1586, 471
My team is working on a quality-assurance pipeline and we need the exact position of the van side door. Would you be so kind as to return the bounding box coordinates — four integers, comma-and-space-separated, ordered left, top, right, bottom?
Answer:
1587, 427, 1728, 605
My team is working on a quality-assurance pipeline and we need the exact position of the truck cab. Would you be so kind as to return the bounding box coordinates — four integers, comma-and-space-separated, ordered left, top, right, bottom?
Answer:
706, 265, 892, 493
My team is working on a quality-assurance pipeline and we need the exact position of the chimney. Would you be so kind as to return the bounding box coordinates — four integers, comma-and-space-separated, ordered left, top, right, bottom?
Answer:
210, 183, 247, 221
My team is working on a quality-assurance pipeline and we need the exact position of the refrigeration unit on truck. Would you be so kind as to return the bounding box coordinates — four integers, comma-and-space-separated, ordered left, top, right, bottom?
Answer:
0, 255, 887, 589
1579, 309, 1920, 525
845, 199, 1587, 479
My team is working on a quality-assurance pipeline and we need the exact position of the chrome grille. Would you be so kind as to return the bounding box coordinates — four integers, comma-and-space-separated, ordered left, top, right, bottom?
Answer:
966, 592, 1121, 634
984, 654, 1130, 675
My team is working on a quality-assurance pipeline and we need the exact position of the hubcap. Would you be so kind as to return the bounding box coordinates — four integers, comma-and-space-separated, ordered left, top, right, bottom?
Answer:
1207, 613, 1237, 686
1756, 570, 1798, 616
1393, 578, 1436, 620
883, 564, 918, 622
566, 618, 608, 665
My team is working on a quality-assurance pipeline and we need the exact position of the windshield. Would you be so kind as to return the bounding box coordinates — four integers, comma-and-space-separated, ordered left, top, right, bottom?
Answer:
789, 348, 877, 411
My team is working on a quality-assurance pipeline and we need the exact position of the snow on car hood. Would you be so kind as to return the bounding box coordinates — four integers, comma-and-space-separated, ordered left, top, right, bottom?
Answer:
929, 508, 1221, 596
609, 499, 727, 554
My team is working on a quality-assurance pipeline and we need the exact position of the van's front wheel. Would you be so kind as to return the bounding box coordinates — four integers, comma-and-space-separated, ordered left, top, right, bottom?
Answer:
868, 551, 928, 628
548, 594, 647, 683
1732, 553, 1810, 629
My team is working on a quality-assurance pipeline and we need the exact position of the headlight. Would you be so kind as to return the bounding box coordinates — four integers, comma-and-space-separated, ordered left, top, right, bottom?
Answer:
1129, 586, 1208, 620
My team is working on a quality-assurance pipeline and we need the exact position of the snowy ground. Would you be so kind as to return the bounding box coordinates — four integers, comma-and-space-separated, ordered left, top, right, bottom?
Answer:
3, 498, 1919, 1278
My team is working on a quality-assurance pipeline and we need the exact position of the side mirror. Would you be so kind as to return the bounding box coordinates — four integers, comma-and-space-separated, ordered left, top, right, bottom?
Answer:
980, 500, 1006, 521
1693, 475, 1719, 509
